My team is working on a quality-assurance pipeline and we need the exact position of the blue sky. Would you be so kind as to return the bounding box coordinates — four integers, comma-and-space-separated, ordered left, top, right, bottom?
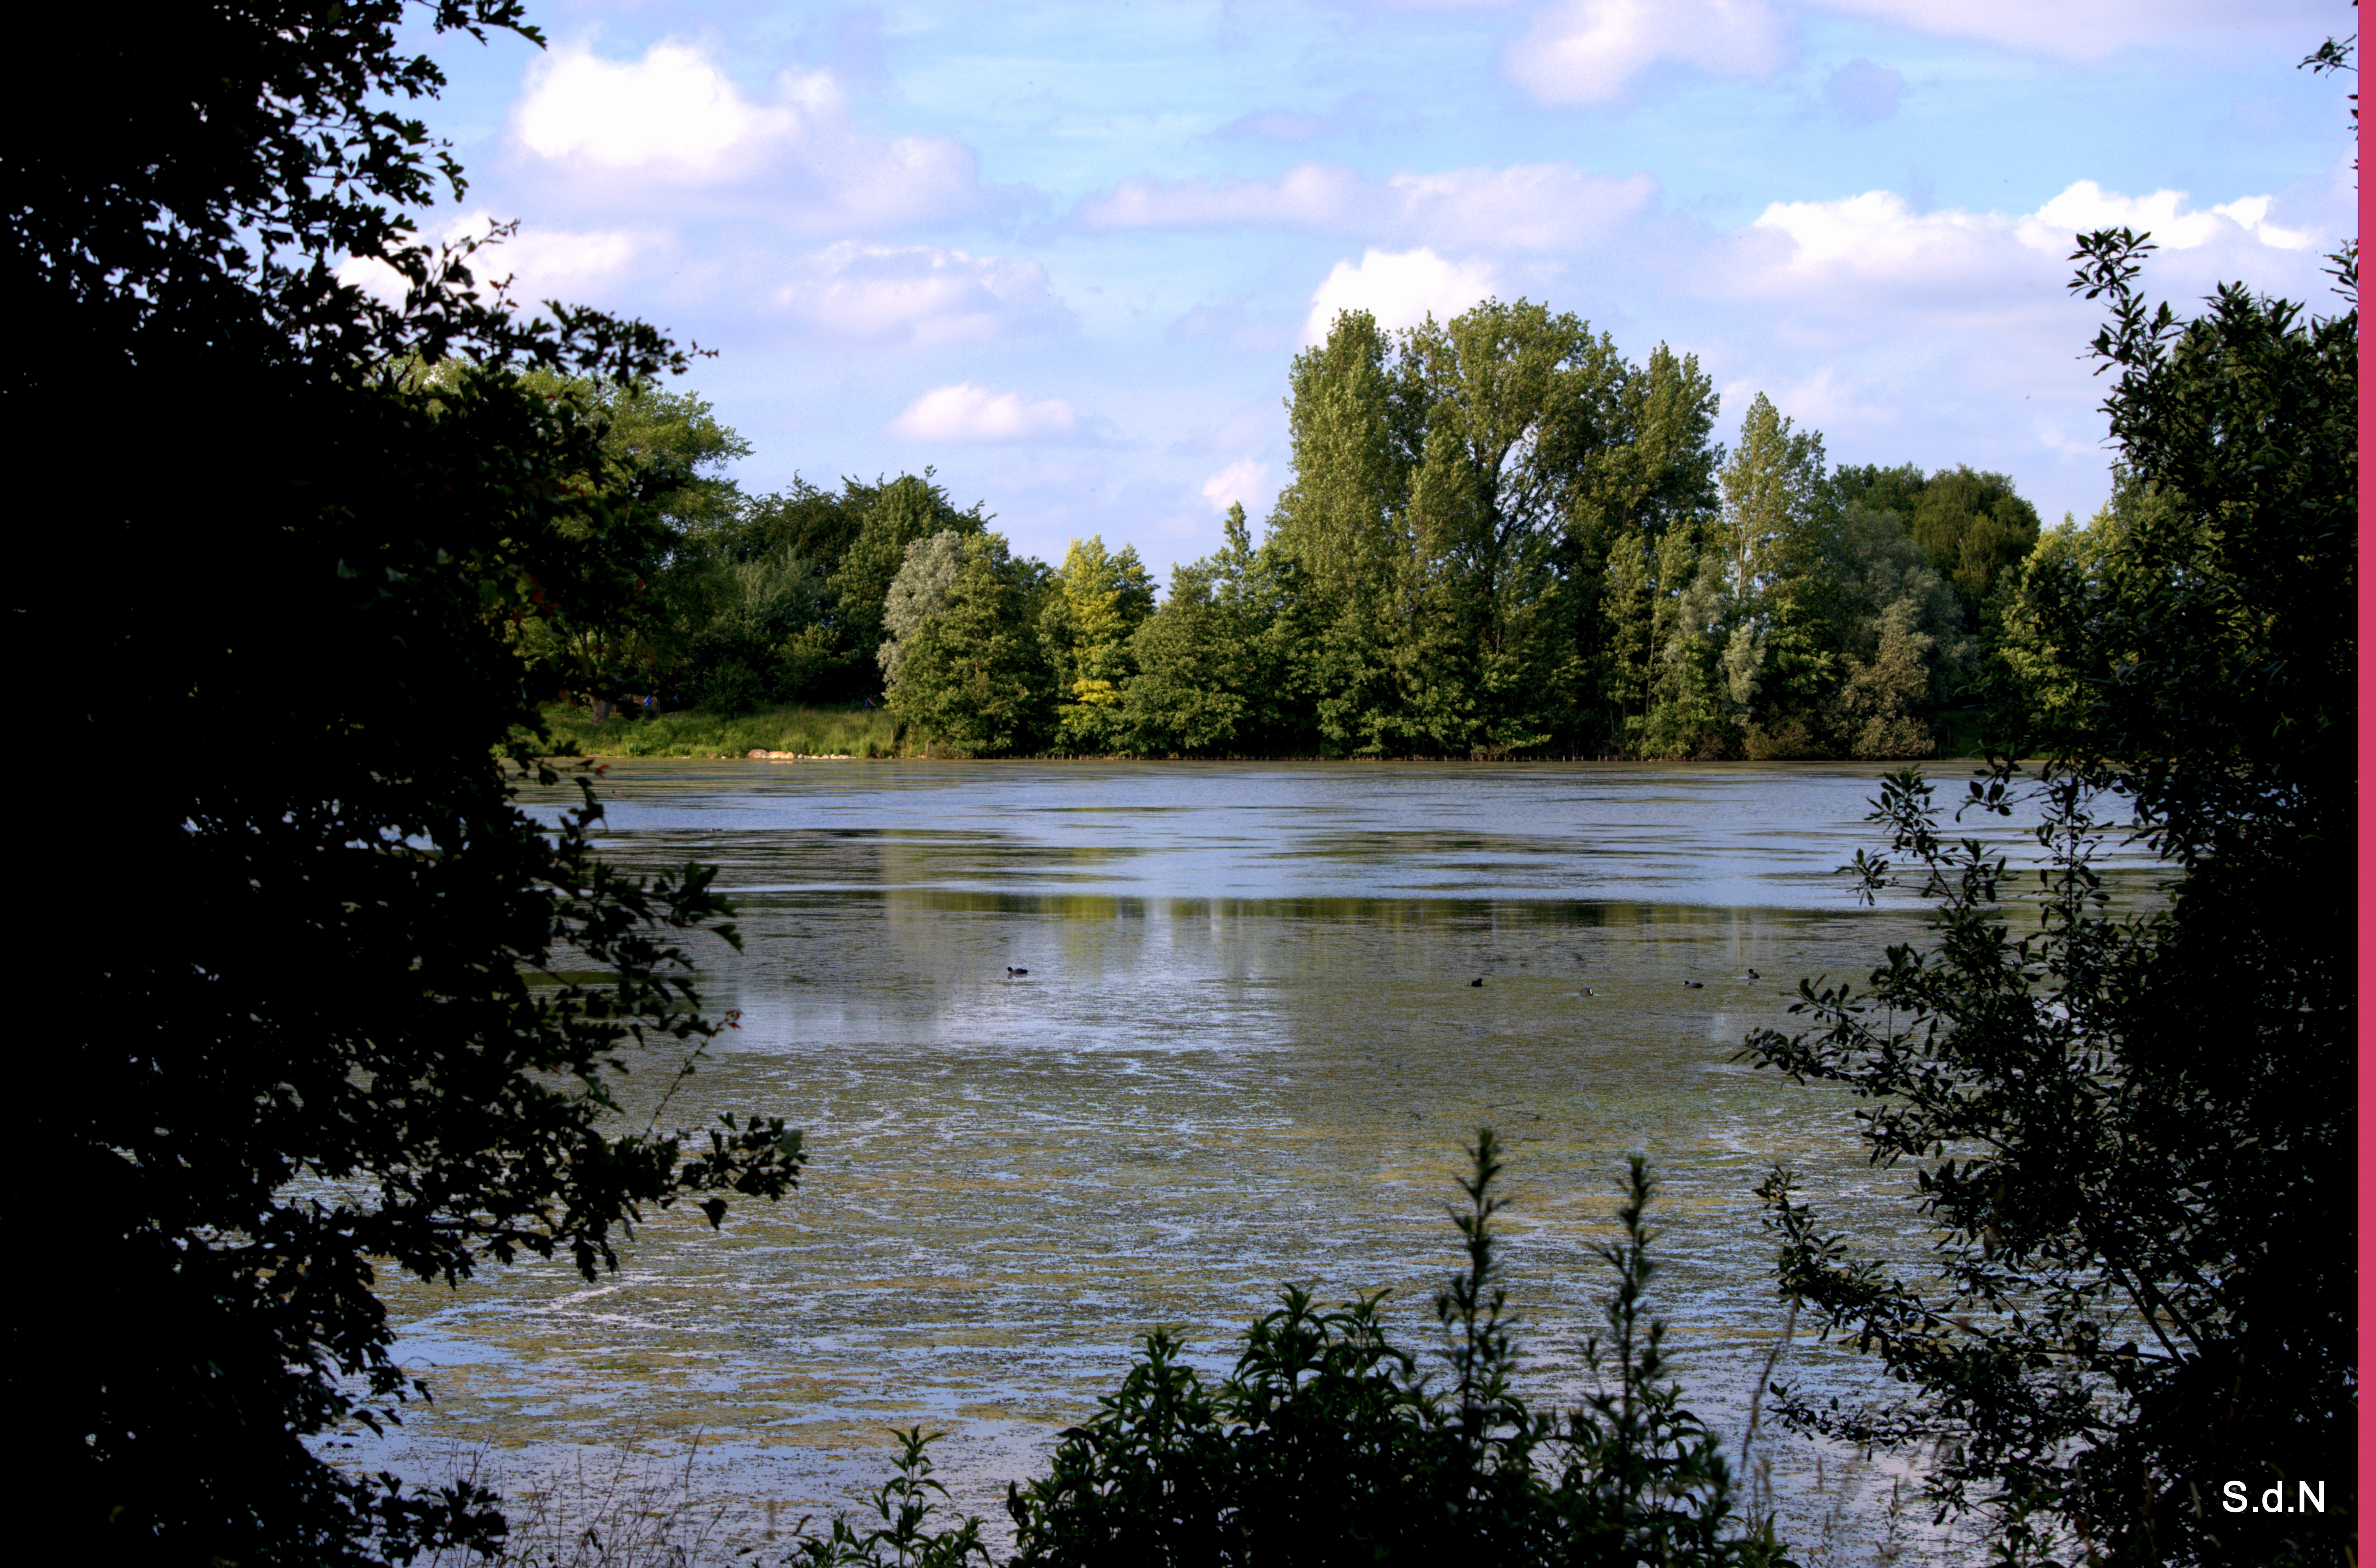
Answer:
372, 0, 2358, 576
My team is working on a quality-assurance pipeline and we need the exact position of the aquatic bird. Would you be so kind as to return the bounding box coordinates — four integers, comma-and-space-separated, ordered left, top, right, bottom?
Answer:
1579, 988, 1597, 997
1006, 966, 1029, 976
1469, 976, 1485, 987
1746, 967, 1761, 980
1682, 979, 1705, 990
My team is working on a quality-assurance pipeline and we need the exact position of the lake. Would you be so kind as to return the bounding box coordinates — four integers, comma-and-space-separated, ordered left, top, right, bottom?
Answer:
356, 759, 2098, 1561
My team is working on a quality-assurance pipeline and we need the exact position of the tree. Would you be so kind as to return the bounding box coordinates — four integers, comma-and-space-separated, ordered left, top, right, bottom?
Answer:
14, 4, 803, 1562
878, 528, 978, 687
1271, 309, 1421, 754
1635, 522, 1731, 758
1271, 304, 1719, 757
488, 371, 765, 714
1715, 394, 1832, 746
1831, 463, 2042, 630
1575, 344, 1725, 750
1805, 503, 1972, 760
653, 545, 830, 712
1744, 207, 2355, 1564
884, 532, 1055, 755
1044, 535, 1157, 752
543, 373, 752, 535
1394, 300, 1631, 754
1124, 505, 1313, 756
826, 471, 993, 691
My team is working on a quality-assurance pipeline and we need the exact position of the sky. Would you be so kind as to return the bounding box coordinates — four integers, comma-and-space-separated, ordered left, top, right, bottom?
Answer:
370, 0, 2359, 577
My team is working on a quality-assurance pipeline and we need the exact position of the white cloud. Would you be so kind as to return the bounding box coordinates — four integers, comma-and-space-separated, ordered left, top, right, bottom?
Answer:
512, 42, 999, 230
1733, 182, 2319, 312
1686, 175, 2339, 511
1306, 248, 1501, 342
776, 244, 1069, 346
1086, 163, 1359, 227
335, 212, 652, 306
336, 253, 412, 304
1383, 165, 1656, 249
890, 384, 1079, 443
1199, 458, 1273, 514
1084, 162, 1653, 252
516, 42, 796, 176
2024, 182, 2315, 251
1744, 190, 2020, 294
1506, 0, 1792, 104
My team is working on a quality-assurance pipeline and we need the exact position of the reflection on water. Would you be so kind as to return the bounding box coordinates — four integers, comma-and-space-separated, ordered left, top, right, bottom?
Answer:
362, 761, 2079, 1559
531, 757, 2032, 909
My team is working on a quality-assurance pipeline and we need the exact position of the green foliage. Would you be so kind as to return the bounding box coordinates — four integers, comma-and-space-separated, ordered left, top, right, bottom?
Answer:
18, 4, 806, 1562
1988, 504, 2119, 735
1004, 1134, 1787, 1566
789, 1430, 993, 1568
1095, 304, 2028, 763
709, 474, 883, 566
656, 546, 830, 712
532, 372, 752, 534
1045, 536, 1159, 752
1259, 302, 1728, 757
827, 473, 996, 687
616, 469, 993, 712
1832, 464, 2042, 614
1743, 217, 2355, 1564
1122, 505, 1312, 755
1626, 523, 1731, 759
879, 529, 979, 688
1709, 395, 1831, 737
884, 533, 1056, 755
538, 700, 905, 759
589, 303, 2035, 763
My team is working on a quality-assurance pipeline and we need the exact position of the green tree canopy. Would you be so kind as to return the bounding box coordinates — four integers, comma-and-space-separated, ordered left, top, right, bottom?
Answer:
1046, 534, 1158, 751
1833, 462, 2042, 609
826, 471, 993, 684
883, 532, 1054, 755
1272, 301, 1720, 757
1123, 504, 1313, 756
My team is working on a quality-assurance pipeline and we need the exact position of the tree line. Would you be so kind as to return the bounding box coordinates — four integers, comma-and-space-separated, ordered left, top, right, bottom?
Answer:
573, 307, 2043, 761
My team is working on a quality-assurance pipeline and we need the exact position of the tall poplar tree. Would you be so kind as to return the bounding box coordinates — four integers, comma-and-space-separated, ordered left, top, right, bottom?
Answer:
1272, 309, 1420, 753
1272, 303, 1718, 756
1574, 345, 1723, 748
1126, 504, 1311, 755
1394, 300, 1630, 752
1716, 393, 1833, 743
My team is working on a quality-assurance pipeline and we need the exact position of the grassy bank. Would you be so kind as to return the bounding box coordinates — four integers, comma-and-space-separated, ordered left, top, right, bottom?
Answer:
533, 700, 1987, 764
535, 701, 905, 759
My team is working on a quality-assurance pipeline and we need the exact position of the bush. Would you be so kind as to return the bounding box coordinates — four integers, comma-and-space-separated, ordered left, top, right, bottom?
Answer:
996, 1133, 1787, 1567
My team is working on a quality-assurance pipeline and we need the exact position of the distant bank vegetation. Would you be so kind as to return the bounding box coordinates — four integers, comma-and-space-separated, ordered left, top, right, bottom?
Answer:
528, 301, 2081, 763
540, 699, 901, 760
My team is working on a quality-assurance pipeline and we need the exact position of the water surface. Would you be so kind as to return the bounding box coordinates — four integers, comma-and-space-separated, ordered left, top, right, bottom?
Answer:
362, 760, 2098, 1560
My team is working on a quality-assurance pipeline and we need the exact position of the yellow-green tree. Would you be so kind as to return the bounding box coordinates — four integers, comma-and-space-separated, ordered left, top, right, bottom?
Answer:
1044, 535, 1156, 752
